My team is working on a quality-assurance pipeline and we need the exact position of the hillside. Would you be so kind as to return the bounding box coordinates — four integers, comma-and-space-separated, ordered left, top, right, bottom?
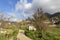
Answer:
45, 12, 60, 19
51, 12, 60, 18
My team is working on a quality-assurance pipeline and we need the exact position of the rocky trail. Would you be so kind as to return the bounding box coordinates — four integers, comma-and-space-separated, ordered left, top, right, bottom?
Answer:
17, 30, 32, 40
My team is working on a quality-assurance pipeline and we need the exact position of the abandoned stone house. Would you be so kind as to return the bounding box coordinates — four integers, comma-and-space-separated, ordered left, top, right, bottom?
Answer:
54, 21, 60, 25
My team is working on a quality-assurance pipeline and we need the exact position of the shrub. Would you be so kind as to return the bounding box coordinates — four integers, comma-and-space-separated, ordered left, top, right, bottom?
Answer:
25, 30, 41, 40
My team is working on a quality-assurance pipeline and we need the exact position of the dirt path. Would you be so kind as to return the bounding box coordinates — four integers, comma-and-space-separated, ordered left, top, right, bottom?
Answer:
17, 30, 32, 40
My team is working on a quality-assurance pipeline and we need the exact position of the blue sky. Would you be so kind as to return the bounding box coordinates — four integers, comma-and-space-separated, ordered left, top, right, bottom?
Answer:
0, 0, 60, 21
0, 0, 17, 12
0, 0, 33, 21
0, 0, 32, 12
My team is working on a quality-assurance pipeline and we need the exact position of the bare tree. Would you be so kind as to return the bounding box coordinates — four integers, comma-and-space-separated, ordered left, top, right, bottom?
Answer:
29, 8, 49, 40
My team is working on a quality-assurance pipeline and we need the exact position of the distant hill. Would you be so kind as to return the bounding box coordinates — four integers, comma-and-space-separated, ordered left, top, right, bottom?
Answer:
45, 12, 60, 23
51, 12, 60, 18
45, 12, 60, 19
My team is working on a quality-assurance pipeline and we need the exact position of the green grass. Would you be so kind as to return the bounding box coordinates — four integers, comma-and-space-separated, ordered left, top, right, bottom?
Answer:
45, 26, 60, 40
24, 26, 60, 40
0, 26, 19, 40
0, 25, 60, 40
46, 27, 60, 34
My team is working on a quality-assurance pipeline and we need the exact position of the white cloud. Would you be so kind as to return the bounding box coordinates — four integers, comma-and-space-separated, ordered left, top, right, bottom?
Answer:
16, 4, 23, 11
7, 0, 60, 21
32, 0, 60, 14
15, 0, 32, 18
1, 0, 32, 21
24, 3, 32, 9
15, 0, 32, 11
